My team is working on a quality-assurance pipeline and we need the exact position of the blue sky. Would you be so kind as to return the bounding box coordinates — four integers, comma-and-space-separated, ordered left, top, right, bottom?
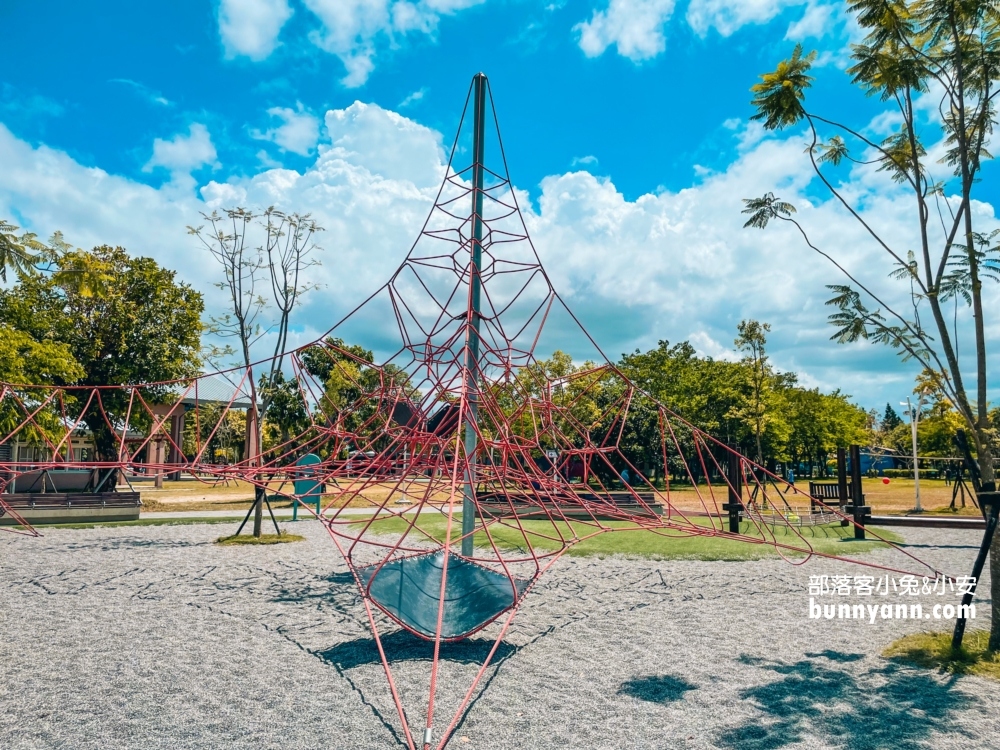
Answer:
1, 0, 997, 413
2, 0, 852, 195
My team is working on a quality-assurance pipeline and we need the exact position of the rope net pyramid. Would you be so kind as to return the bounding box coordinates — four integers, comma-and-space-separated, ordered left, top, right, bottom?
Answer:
1, 74, 950, 749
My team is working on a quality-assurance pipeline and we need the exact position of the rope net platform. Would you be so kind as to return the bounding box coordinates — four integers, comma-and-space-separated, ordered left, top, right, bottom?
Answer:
0, 74, 951, 750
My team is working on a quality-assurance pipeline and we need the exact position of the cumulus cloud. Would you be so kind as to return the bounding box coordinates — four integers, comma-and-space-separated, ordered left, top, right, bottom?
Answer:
218, 0, 294, 60
297, 0, 485, 87
252, 105, 321, 155
320, 101, 446, 187
143, 124, 219, 189
575, 0, 676, 60
0, 123, 205, 287
1, 105, 996, 408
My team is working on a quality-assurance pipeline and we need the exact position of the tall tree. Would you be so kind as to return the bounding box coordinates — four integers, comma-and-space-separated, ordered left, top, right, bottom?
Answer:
745, 1, 1000, 647
0, 245, 203, 459
732, 319, 774, 464
882, 403, 904, 433
0, 219, 49, 282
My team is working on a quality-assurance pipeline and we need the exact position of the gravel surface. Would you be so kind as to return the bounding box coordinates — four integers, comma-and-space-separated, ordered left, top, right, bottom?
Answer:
2, 522, 998, 750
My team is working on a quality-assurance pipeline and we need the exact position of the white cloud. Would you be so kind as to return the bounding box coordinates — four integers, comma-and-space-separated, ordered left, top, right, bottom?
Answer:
0, 83, 64, 120
689, 331, 739, 361
299, 0, 485, 87
571, 155, 599, 167
785, 1, 837, 40
0, 123, 205, 285
399, 87, 427, 108
576, 0, 842, 61
143, 124, 219, 189
256, 149, 283, 169
109, 79, 172, 107
2, 105, 997, 409
218, 0, 293, 60
252, 105, 321, 155
320, 101, 445, 187
575, 0, 676, 61
687, 0, 805, 37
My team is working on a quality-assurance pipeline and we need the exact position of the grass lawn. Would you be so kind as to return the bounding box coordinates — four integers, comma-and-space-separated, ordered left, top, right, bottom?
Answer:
133, 474, 980, 519
349, 514, 901, 561
884, 630, 1000, 679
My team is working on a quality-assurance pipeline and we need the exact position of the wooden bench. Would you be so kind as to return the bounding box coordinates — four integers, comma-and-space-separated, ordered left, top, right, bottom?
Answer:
808, 481, 852, 513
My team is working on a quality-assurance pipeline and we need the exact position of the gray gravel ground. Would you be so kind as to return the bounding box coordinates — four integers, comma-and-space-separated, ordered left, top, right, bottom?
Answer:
2, 522, 998, 750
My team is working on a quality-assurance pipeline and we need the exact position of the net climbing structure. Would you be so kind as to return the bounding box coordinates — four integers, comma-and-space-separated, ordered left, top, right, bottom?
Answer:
0, 74, 953, 749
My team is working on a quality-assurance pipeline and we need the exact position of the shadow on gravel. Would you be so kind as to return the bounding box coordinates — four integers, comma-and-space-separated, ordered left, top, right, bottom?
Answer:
270, 571, 360, 605
317, 630, 517, 670
803, 650, 863, 663
65, 539, 200, 551
717, 650, 973, 750
618, 674, 697, 703
326, 571, 357, 585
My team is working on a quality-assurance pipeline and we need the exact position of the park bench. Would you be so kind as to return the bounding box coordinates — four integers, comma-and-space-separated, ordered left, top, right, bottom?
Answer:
808, 480, 871, 529
808, 481, 852, 513
1, 468, 141, 525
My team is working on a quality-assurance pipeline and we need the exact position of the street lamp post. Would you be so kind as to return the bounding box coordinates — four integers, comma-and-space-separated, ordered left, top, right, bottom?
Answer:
901, 394, 926, 512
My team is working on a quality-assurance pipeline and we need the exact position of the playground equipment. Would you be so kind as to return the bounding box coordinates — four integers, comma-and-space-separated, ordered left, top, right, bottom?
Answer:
0, 74, 961, 749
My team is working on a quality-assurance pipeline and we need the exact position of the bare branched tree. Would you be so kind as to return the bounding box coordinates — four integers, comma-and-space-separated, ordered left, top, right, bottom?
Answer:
189, 207, 322, 536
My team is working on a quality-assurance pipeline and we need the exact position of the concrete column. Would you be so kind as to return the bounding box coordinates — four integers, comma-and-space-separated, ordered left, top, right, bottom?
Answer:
169, 411, 186, 480
244, 406, 260, 467
153, 438, 165, 489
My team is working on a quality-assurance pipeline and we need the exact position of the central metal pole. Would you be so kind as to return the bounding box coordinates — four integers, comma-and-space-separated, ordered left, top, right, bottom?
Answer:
461, 73, 486, 558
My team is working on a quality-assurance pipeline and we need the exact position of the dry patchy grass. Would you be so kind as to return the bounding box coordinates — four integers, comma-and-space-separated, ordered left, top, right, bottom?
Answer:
884, 630, 1000, 679
215, 532, 305, 546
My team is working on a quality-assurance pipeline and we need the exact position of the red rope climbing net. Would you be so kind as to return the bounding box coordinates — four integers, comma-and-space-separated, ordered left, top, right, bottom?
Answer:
0, 75, 951, 749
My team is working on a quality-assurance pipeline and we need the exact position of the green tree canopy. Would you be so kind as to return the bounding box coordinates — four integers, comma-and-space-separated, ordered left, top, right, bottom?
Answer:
0, 245, 204, 457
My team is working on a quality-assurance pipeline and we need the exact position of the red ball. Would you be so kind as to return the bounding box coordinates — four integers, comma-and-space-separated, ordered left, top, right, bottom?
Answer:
882, 477, 890, 484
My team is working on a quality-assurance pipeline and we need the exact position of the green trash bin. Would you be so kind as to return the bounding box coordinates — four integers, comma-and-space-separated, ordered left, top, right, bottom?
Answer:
292, 453, 323, 521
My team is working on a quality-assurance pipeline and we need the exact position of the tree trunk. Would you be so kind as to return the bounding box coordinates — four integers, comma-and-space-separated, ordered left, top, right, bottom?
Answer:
245, 404, 263, 538
980, 441, 1000, 651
